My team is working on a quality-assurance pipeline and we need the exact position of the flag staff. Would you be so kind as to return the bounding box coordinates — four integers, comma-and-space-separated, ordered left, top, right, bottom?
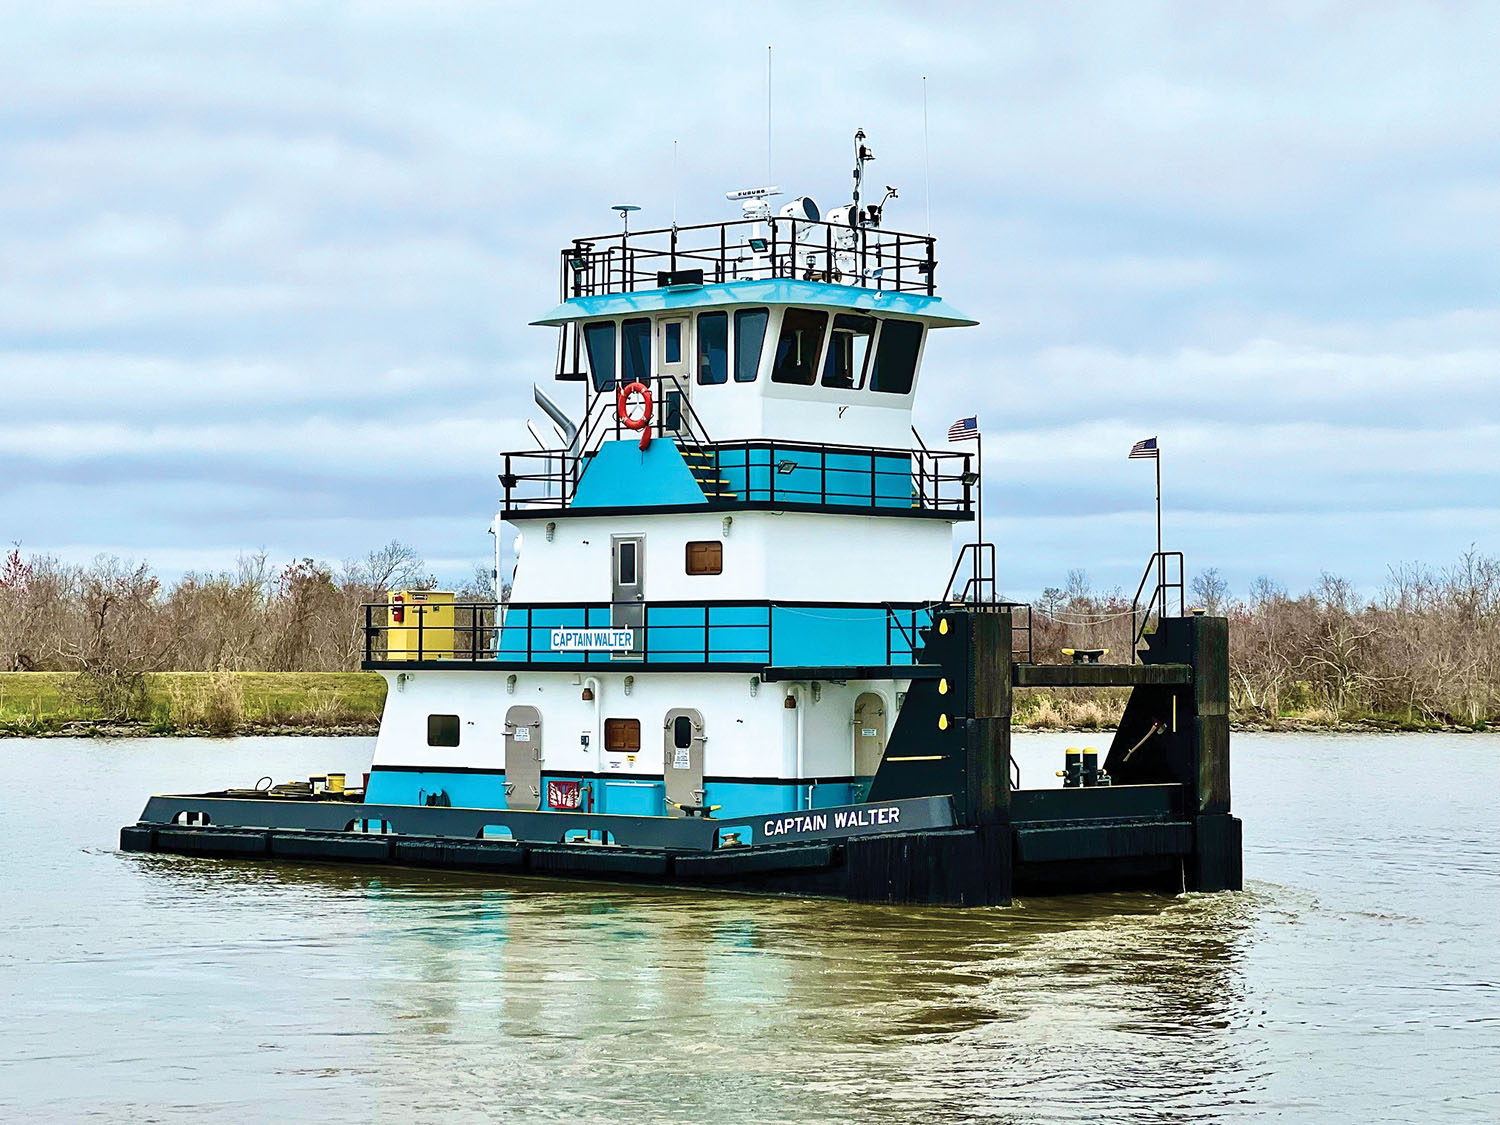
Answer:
1129, 435, 1163, 609
947, 414, 984, 598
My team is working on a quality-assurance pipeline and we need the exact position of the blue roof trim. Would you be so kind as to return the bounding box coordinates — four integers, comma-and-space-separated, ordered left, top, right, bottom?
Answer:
531, 279, 978, 329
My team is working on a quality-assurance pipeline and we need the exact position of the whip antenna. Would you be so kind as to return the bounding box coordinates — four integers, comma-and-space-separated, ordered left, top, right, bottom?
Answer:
766, 45, 773, 184
922, 75, 931, 235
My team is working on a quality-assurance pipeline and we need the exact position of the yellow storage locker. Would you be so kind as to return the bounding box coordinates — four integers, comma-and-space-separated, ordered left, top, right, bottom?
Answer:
388, 590, 456, 660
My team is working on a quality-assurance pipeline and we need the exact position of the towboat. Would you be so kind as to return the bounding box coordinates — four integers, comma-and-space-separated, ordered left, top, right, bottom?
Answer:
122, 133, 1242, 905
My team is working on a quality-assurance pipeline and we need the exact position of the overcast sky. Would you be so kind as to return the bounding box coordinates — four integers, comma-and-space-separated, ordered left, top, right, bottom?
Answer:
4, 1, 1498, 599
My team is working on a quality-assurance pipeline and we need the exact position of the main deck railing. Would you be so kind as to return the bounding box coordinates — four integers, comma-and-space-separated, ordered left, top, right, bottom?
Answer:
362, 600, 938, 668
560, 215, 937, 301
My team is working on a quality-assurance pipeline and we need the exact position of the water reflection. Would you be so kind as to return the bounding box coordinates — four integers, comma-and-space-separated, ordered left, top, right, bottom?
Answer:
127, 854, 1261, 1122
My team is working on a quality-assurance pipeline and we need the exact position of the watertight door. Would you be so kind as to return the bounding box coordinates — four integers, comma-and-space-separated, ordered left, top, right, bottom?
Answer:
663, 707, 705, 816
611, 535, 645, 657
852, 692, 886, 802
657, 317, 691, 434
504, 705, 543, 810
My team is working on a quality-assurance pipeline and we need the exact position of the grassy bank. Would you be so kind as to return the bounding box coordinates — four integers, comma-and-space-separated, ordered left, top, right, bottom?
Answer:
0, 672, 1485, 738
0, 671, 386, 737
1011, 687, 1492, 732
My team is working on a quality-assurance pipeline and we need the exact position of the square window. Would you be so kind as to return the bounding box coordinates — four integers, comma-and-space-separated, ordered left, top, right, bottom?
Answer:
604, 718, 640, 752
427, 714, 460, 747
685, 541, 722, 575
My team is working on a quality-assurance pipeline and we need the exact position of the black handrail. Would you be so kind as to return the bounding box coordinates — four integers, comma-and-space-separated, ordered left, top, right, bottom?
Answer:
1130, 551, 1185, 661
503, 436, 973, 515
561, 215, 938, 300
943, 542, 997, 604
362, 599, 937, 666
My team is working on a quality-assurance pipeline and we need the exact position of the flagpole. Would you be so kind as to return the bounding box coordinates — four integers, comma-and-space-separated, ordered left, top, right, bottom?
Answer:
1156, 446, 1164, 609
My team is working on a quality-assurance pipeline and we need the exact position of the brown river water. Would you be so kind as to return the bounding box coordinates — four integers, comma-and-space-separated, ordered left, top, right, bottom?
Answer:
1, 733, 1497, 1123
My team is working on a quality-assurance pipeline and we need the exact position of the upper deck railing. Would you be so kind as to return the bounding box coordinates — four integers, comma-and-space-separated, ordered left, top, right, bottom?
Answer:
560, 216, 937, 301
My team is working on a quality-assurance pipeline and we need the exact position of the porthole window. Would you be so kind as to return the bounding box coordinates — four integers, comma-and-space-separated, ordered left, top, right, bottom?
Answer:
427, 714, 461, 747
673, 715, 693, 749
604, 718, 640, 752
685, 541, 723, 575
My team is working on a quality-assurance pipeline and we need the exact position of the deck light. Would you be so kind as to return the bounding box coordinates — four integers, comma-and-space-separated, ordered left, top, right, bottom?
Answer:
568, 254, 588, 272
960, 469, 979, 486
776, 460, 798, 474
749, 237, 769, 253
581, 685, 594, 701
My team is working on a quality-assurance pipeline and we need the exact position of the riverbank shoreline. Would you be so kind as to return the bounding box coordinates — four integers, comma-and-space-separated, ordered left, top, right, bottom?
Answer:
1, 671, 1490, 738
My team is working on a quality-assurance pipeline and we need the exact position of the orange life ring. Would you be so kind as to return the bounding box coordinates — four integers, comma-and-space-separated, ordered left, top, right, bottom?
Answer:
617, 381, 652, 430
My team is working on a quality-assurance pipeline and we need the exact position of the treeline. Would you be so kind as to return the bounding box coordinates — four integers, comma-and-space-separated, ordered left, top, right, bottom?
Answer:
0, 543, 493, 720
1029, 550, 1500, 728
2, 543, 1496, 729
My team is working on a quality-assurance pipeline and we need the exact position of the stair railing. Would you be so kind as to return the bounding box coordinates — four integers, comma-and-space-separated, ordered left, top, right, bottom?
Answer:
1130, 551, 1185, 661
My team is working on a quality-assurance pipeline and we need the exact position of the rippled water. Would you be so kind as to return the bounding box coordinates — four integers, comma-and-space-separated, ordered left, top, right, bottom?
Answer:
1, 733, 1497, 1122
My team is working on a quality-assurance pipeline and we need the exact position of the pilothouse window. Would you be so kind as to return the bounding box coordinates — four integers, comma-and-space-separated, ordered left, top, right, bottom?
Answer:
771, 308, 829, 386
821, 314, 876, 389
583, 321, 616, 392
621, 318, 651, 386
697, 312, 728, 385
734, 308, 768, 382
869, 319, 924, 395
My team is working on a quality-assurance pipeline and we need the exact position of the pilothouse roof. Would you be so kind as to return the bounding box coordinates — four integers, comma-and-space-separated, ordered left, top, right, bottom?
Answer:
532, 278, 977, 329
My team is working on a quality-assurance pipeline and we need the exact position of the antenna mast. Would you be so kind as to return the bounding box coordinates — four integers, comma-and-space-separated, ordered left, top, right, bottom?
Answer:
922, 76, 932, 235
766, 45, 773, 184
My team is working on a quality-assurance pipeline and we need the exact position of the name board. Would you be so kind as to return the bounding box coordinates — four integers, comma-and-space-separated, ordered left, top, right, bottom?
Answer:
550, 628, 634, 652
756, 795, 953, 845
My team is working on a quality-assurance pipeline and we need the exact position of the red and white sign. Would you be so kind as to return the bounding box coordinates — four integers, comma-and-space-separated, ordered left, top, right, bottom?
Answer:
547, 780, 583, 810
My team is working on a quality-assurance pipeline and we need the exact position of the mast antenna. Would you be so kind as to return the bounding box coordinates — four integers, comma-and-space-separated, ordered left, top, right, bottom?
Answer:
766, 45, 773, 184
922, 76, 932, 235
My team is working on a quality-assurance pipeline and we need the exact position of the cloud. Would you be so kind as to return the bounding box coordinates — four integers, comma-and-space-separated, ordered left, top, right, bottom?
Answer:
2, 1, 1497, 595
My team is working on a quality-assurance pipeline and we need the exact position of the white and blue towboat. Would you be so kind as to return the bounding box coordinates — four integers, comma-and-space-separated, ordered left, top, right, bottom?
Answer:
123, 133, 1242, 905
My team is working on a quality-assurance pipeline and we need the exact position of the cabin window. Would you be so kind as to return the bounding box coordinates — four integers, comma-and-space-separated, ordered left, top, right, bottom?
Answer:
685, 540, 723, 575
734, 308, 768, 382
673, 714, 693, 749
664, 321, 682, 364
427, 714, 461, 747
583, 321, 616, 392
697, 312, 728, 385
771, 308, 828, 385
821, 314, 876, 389
868, 319, 924, 395
621, 317, 651, 386
604, 718, 640, 752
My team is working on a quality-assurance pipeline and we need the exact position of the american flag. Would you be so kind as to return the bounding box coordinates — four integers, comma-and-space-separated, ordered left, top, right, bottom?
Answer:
948, 416, 979, 442
1128, 436, 1159, 459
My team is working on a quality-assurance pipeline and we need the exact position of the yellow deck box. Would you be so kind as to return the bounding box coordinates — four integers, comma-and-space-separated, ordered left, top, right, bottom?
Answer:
388, 590, 456, 660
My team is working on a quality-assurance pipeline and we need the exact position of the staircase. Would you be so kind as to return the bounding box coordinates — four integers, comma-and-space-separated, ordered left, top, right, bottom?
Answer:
681, 447, 737, 500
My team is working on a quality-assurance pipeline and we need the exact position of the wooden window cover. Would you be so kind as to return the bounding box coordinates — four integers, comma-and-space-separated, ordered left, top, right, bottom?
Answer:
685, 540, 723, 575
604, 718, 640, 752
